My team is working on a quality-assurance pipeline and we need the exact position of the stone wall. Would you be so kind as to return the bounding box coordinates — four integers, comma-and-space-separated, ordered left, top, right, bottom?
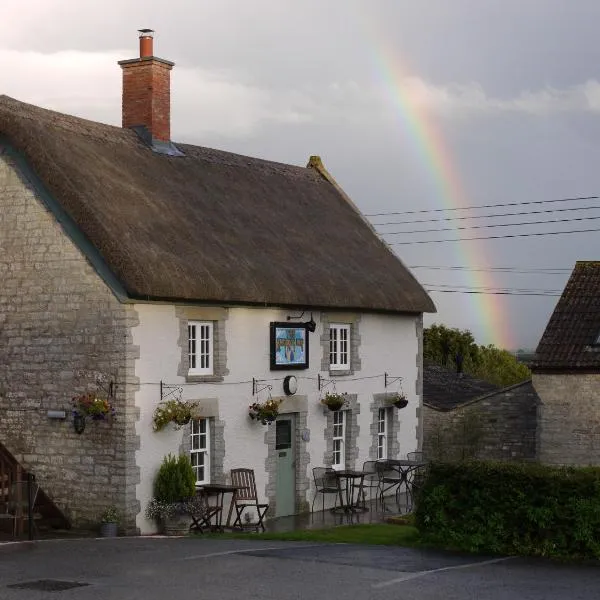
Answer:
535, 373, 600, 465
0, 146, 140, 531
423, 381, 538, 462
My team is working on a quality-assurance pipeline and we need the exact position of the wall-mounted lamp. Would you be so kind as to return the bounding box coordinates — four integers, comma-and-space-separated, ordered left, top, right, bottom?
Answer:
47, 410, 66, 420
286, 311, 316, 332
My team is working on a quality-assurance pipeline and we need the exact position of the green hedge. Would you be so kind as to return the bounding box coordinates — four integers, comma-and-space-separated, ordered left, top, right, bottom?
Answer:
415, 461, 600, 559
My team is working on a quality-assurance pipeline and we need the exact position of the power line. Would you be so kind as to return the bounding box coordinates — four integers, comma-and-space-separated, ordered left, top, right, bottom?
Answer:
381, 214, 600, 236
423, 283, 562, 293
389, 226, 600, 245
371, 204, 600, 226
409, 265, 572, 274
364, 195, 599, 217
426, 289, 561, 296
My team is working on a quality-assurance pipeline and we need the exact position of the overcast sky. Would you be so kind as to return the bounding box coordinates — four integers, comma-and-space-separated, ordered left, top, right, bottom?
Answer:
2, 1, 599, 350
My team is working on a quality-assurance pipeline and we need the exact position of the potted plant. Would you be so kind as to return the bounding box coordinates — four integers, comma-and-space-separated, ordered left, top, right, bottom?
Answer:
387, 393, 408, 409
99, 505, 120, 538
248, 398, 282, 425
145, 453, 196, 535
321, 392, 346, 411
152, 399, 199, 432
72, 393, 116, 433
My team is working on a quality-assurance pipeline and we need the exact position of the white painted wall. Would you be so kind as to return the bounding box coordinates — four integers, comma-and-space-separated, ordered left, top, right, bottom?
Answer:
133, 305, 421, 534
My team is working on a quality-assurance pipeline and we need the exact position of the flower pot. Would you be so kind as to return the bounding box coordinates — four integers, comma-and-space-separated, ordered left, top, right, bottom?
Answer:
162, 513, 192, 536
100, 522, 118, 538
325, 402, 344, 411
393, 398, 408, 409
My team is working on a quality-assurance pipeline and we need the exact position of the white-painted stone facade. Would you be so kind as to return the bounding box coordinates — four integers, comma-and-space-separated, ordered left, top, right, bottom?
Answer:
0, 143, 425, 534
133, 304, 422, 534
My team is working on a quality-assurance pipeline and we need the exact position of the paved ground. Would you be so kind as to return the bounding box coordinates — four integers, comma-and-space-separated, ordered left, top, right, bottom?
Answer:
0, 537, 598, 599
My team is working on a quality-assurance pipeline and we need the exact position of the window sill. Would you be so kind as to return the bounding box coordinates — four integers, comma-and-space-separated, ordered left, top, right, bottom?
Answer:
186, 375, 224, 383
329, 370, 353, 377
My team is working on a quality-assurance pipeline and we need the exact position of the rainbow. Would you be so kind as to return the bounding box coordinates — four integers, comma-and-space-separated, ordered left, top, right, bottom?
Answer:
360, 27, 513, 348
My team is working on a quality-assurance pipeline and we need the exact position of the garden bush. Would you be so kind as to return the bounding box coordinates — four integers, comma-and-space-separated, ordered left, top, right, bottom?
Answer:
415, 461, 600, 559
154, 453, 196, 504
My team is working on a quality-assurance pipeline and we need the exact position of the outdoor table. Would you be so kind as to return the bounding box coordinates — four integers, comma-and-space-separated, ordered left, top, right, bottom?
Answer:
376, 459, 427, 507
195, 484, 241, 530
331, 469, 368, 513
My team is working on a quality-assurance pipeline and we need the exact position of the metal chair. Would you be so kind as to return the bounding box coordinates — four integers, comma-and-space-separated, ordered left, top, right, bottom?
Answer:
360, 461, 380, 508
406, 452, 428, 510
375, 460, 402, 506
230, 469, 269, 532
311, 467, 340, 513
0, 480, 40, 537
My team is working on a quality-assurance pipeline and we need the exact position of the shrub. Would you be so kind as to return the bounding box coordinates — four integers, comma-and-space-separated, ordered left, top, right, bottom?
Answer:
100, 505, 121, 524
154, 454, 196, 505
415, 461, 600, 559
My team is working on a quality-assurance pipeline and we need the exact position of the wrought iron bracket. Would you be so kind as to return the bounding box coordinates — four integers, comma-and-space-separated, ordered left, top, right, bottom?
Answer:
160, 380, 183, 403
384, 373, 403, 388
317, 374, 336, 392
252, 378, 273, 397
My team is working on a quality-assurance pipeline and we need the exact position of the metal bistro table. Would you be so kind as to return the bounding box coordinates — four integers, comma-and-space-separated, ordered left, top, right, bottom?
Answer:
376, 459, 427, 509
332, 469, 368, 513
195, 484, 241, 531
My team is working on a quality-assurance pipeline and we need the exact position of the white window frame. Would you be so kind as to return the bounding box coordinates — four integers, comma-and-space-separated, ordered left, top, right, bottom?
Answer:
330, 323, 351, 371
190, 418, 210, 485
377, 408, 388, 460
332, 410, 346, 470
188, 321, 214, 376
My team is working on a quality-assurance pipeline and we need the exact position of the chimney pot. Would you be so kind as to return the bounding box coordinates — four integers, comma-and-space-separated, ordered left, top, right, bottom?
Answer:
119, 30, 174, 142
138, 28, 154, 58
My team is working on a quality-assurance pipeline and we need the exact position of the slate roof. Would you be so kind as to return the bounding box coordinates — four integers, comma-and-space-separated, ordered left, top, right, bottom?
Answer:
423, 363, 500, 410
533, 261, 600, 371
0, 95, 435, 314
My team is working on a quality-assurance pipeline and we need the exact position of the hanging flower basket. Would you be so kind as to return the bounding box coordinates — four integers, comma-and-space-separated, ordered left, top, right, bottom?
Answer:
321, 392, 346, 411
72, 393, 116, 423
153, 399, 199, 432
387, 394, 408, 409
249, 398, 282, 425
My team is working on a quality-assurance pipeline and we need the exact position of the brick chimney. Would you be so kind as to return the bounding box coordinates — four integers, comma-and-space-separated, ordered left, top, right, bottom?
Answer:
118, 29, 174, 142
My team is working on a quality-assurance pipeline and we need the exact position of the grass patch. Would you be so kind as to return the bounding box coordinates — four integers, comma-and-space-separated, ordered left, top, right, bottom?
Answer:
215, 524, 422, 546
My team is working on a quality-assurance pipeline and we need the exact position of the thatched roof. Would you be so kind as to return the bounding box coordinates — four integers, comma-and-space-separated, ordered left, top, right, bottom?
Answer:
533, 261, 600, 371
0, 95, 435, 314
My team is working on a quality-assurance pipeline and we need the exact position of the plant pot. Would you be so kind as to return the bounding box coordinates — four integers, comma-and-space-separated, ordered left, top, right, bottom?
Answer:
162, 513, 192, 536
100, 522, 118, 538
325, 402, 344, 411
393, 398, 408, 409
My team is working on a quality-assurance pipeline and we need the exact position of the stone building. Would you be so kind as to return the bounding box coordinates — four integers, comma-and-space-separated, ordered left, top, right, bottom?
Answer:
422, 364, 539, 462
533, 261, 600, 465
0, 31, 435, 534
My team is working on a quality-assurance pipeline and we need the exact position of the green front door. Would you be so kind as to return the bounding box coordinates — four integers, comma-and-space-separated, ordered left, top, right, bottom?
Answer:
275, 414, 296, 517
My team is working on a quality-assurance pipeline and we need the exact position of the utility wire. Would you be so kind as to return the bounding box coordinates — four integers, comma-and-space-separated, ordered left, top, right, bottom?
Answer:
371, 204, 600, 226
426, 289, 561, 296
422, 283, 562, 294
364, 194, 598, 217
381, 214, 600, 236
389, 226, 600, 245
409, 265, 572, 274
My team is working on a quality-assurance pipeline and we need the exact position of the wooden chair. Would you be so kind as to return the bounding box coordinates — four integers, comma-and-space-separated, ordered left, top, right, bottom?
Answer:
0, 480, 40, 537
312, 467, 340, 513
188, 491, 223, 533
230, 469, 269, 532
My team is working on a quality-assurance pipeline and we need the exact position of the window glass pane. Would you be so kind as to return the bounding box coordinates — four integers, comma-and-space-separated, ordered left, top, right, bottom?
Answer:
190, 418, 210, 484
